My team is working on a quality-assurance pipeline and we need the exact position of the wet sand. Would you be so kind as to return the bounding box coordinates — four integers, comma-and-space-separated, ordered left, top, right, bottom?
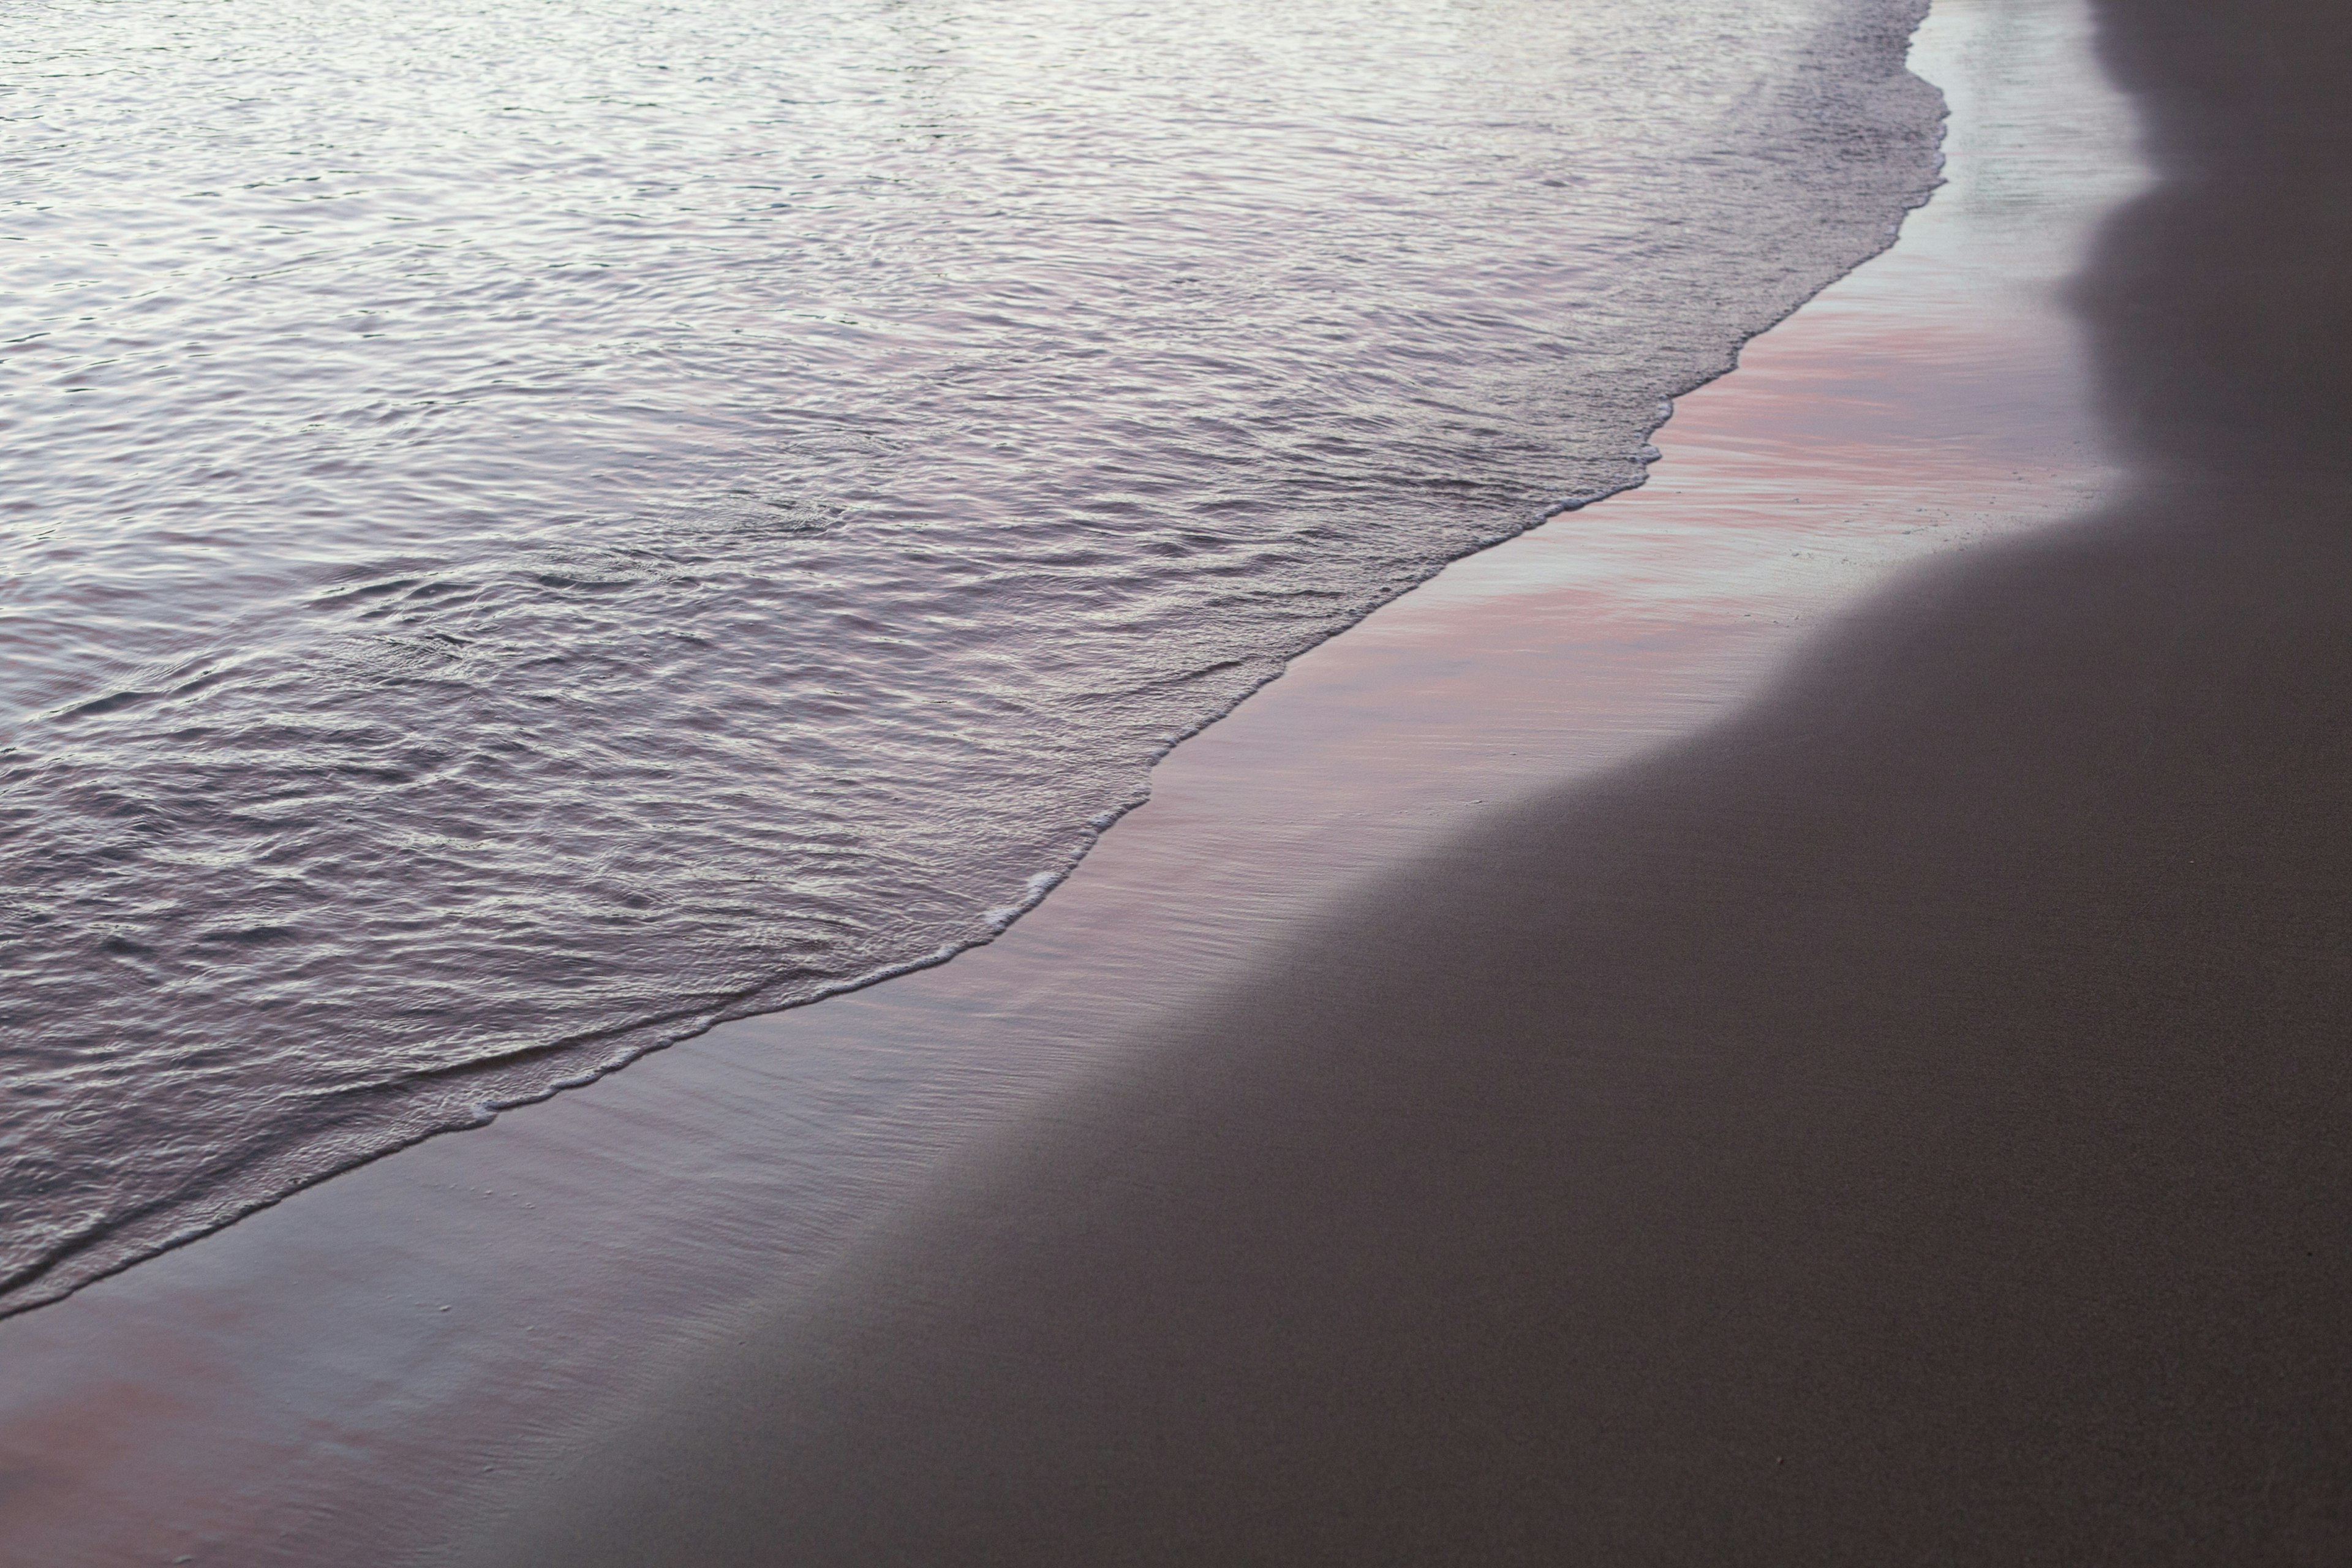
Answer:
473, 0, 2352, 1562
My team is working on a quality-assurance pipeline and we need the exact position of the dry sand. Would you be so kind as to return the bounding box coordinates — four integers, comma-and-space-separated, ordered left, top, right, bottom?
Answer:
476, 0, 2352, 1561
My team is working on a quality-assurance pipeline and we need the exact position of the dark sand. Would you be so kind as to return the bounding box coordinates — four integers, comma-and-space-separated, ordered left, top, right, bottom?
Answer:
483, 0, 2352, 1561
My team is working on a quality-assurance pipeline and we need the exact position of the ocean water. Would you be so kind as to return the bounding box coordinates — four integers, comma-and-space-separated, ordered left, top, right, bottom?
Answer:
0, 0, 1940, 1314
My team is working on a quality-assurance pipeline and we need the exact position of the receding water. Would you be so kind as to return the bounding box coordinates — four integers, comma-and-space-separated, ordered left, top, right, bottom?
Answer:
0, 0, 1940, 1313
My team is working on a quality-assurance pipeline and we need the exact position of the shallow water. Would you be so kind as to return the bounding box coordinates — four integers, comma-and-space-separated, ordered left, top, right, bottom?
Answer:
0, 0, 1940, 1312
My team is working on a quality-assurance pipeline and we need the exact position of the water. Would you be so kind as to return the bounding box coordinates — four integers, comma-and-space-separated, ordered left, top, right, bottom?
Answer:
0, 0, 1941, 1314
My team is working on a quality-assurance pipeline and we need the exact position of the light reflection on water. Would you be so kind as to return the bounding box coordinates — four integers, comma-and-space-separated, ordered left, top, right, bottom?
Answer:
0, 0, 1939, 1311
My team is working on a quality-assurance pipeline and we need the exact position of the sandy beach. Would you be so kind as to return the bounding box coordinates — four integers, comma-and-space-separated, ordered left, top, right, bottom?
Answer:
10, 0, 2348, 1561
473, 0, 2352, 1561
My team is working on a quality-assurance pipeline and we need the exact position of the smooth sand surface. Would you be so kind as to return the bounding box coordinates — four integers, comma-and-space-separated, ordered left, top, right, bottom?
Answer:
476, 1, 2352, 1562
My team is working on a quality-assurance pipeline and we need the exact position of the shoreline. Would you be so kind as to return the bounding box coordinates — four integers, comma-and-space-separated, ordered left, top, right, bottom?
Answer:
481, 0, 2352, 1559
0, 0, 2202, 1561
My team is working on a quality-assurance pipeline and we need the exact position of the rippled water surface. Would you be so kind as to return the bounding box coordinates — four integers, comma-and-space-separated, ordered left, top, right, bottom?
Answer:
0, 0, 1940, 1311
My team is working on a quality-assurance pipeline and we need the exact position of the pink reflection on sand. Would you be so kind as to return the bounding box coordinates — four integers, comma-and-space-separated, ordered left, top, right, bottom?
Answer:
1135, 181, 2127, 903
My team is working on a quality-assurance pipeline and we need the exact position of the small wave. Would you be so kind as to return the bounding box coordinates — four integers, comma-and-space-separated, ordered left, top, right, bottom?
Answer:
0, 0, 1943, 1314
